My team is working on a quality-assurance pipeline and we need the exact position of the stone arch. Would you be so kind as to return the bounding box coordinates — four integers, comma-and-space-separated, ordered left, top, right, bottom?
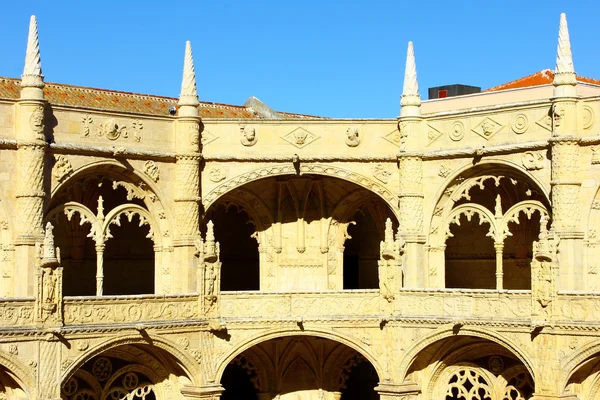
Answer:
428, 160, 550, 289
62, 334, 202, 387
398, 326, 534, 383
49, 159, 173, 236
560, 338, 600, 395
0, 350, 35, 398
431, 158, 551, 212
202, 163, 400, 221
214, 328, 384, 384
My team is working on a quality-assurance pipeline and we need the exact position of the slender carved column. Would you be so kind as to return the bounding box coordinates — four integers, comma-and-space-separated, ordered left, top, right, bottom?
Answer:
397, 153, 425, 287
550, 12, 584, 291
173, 41, 202, 293
494, 241, 504, 290
14, 15, 47, 296
397, 41, 426, 288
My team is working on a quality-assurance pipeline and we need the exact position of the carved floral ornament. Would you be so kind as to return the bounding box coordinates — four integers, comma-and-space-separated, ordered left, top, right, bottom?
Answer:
53, 155, 73, 182
442, 199, 550, 243
81, 114, 143, 142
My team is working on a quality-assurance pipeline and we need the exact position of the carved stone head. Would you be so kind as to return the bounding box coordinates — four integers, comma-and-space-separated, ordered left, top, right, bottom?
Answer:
345, 126, 360, 147
240, 126, 257, 146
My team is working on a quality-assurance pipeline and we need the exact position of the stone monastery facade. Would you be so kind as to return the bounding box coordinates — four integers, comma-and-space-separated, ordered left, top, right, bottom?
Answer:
0, 12, 598, 400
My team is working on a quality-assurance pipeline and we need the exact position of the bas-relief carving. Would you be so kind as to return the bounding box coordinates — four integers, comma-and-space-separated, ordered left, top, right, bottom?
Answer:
240, 126, 257, 146
80, 115, 143, 141
345, 126, 360, 147
282, 127, 319, 148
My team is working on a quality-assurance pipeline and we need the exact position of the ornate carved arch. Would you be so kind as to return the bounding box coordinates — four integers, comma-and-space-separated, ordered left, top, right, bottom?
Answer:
202, 164, 399, 221
103, 203, 162, 244
429, 160, 550, 247
213, 328, 383, 385
49, 160, 173, 242
398, 326, 534, 384
62, 334, 202, 387
500, 200, 549, 240
443, 203, 496, 242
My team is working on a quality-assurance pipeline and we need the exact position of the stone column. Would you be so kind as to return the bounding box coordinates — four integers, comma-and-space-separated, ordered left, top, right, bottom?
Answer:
173, 41, 202, 293
397, 152, 425, 288
15, 16, 47, 297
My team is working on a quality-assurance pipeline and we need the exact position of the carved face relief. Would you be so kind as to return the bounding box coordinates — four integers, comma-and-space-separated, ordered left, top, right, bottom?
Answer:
481, 120, 495, 136
294, 129, 308, 145
240, 126, 257, 146
552, 104, 565, 129
345, 127, 360, 147
29, 106, 45, 138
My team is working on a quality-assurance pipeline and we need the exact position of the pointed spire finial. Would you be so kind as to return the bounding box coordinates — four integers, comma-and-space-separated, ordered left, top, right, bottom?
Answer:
553, 13, 577, 97
178, 41, 199, 111
21, 15, 44, 99
400, 41, 421, 117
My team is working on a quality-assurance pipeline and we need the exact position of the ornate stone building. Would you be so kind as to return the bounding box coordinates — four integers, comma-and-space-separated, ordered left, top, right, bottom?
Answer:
0, 12, 598, 400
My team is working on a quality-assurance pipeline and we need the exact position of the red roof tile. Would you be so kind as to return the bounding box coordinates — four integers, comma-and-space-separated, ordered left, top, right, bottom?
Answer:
0, 77, 323, 119
485, 69, 600, 92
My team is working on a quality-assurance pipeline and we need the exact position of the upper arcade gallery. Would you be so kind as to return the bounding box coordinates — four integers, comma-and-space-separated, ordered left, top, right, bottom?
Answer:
1, 10, 600, 400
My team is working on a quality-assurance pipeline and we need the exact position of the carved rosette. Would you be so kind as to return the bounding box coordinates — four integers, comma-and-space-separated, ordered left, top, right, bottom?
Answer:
174, 154, 201, 238
550, 137, 581, 230
398, 155, 423, 235
16, 144, 46, 236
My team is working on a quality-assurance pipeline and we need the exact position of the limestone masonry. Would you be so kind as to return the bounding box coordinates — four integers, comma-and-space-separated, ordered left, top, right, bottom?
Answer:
0, 12, 598, 400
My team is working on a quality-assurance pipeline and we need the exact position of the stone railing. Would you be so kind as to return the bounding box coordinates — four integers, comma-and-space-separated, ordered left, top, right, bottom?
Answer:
219, 289, 533, 321
63, 294, 199, 325
557, 292, 600, 323
220, 290, 383, 319
8, 290, 600, 328
0, 297, 35, 327
395, 289, 532, 320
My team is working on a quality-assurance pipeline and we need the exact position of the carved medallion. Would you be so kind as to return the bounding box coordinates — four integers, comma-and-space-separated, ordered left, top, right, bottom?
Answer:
583, 105, 595, 130
511, 114, 529, 134
472, 117, 502, 140
240, 126, 257, 146
282, 127, 319, 149
449, 121, 465, 141
209, 168, 227, 183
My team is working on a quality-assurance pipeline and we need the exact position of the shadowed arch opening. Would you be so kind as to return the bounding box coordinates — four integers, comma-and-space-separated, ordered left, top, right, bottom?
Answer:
404, 334, 533, 400
219, 335, 379, 400
62, 343, 193, 400
205, 173, 398, 293
47, 168, 161, 296
431, 163, 550, 290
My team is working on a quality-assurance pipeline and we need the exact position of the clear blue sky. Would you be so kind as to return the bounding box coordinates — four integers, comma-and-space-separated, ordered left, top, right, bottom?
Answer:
0, 1, 598, 118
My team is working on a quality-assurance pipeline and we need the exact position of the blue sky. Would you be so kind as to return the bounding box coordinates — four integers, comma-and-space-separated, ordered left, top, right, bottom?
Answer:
0, 1, 598, 118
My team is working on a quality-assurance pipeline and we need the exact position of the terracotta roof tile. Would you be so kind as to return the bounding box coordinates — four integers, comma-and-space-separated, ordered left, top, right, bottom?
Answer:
484, 69, 600, 92
0, 77, 323, 119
